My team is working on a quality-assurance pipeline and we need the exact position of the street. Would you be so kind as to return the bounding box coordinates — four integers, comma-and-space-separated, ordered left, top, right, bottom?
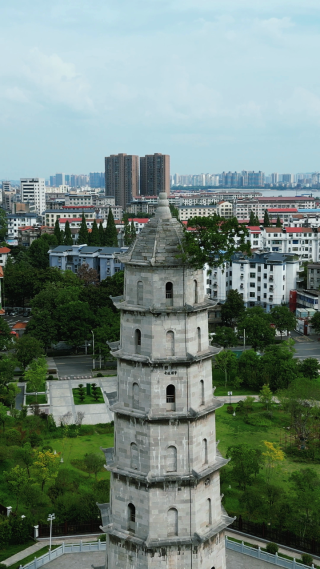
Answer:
52, 355, 94, 378
291, 330, 320, 361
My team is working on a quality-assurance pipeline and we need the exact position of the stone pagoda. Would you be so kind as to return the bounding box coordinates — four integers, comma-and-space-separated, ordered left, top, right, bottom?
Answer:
99, 192, 233, 568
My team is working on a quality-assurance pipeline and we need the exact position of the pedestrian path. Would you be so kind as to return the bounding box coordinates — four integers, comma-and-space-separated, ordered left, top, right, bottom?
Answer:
2, 537, 100, 567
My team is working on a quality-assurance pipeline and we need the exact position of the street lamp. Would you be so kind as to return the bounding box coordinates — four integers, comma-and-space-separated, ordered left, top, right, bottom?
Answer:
47, 513, 55, 551
228, 391, 232, 406
243, 328, 246, 351
91, 330, 95, 370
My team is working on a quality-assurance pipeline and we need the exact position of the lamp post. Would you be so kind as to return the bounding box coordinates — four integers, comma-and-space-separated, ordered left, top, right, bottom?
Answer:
47, 513, 55, 551
91, 330, 95, 370
243, 328, 246, 351
228, 391, 232, 406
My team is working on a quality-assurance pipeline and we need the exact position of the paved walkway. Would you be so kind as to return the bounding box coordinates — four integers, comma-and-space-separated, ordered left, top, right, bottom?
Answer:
44, 551, 105, 569
226, 550, 271, 568
49, 377, 117, 425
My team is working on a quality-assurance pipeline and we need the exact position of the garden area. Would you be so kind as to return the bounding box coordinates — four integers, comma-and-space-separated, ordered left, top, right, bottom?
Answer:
72, 383, 104, 405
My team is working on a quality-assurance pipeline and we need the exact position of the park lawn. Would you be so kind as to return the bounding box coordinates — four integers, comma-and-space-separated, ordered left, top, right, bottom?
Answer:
0, 541, 35, 563
214, 386, 258, 396
215, 403, 320, 516
8, 545, 60, 569
43, 431, 114, 480
26, 394, 47, 405
72, 387, 104, 405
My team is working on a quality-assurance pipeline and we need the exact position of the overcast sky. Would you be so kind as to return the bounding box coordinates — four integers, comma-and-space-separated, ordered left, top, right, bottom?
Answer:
1, 0, 320, 178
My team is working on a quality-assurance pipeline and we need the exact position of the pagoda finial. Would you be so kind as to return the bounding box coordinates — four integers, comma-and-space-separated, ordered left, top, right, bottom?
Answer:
155, 192, 171, 219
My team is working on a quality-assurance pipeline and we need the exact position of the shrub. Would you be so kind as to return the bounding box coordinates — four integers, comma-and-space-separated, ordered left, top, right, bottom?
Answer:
0, 519, 11, 547
6, 429, 21, 446
9, 515, 31, 545
96, 372, 103, 377
27, 432, 43, 447
48, 375, 54, 381
99, 534, 106, 541
42, 445, 53, 452
266, 542, 278, 554
301, 553, 313, 566
226, 405, 234, 414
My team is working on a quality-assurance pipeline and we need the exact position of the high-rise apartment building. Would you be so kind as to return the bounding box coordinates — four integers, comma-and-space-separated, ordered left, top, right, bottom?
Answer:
271, 173, 279, 185
55, 173, 65, 186
140, 153, 170, 196
105, 153, 139, 208
20, 178, 46, 214
282, 174, 294, 184
89, 172, 105, 188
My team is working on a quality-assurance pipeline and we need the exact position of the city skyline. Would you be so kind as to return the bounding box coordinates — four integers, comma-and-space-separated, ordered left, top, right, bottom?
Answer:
1, 1, 320, 178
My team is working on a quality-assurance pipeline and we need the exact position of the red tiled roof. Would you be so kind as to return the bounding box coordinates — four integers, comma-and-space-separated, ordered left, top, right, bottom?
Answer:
12, 322, 27, 330
62, 205, 94, 209
128, 218, 149, 223
257, 197, 314, 201
0, 267, 4, 278
247, 226, 261, 231
267, 208, 297, 213
18, 226, 35, 231
284, 227, 313, 233
0, 247, 10, 253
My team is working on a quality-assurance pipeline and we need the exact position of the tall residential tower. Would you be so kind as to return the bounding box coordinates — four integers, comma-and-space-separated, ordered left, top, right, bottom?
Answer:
105, 153, 139, 209
140, 153, 170, 196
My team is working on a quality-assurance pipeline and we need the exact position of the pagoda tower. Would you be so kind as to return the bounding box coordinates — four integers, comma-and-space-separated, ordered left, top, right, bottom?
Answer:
99, 192, 233, 569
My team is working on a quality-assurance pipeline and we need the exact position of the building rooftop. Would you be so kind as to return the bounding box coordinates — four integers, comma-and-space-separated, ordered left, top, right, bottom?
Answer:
232, 251, 298, 264
0, 247, 11, 253
267, 208, 298, 213
284, 227, 314, 233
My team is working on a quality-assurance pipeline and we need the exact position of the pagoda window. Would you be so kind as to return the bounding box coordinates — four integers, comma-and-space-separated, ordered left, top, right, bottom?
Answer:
130, 443, 139, 470
207, 498, 212, 525
137, 281, 143, 305
203, 438, 208, 464
166, 446, 177, 472
166, 282, 173, 306
132, 383, 139, 409
194, 280, 198, 303
166, 331, 175, 356
135, 329, 141, 354
166, 384, 176, 411
128, 503, 136, 532
167, 508, 178, 536
200, 380, 205, 406
197, 327, 201, 352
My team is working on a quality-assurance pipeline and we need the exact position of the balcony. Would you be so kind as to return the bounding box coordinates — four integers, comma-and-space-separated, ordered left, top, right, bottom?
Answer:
240, 275, 244, 280
269, 277, 273, 282
269, 296, 273, 301
269, 287, 274, 292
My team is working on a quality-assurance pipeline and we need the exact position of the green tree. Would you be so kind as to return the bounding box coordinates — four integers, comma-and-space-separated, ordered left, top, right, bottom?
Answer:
105, 209, 118, 246
0, 402, 9, 432
54, 219, 63, 245
0, 318, 13, 351
24, 356, 47, 399
260, 344, 299, 391
32, 449, 59, 491
181, 215, 250, 269
263, 210, 270, 227
169, 204, 179, 219
277, 378, 320, 444
89, 219, 100, 246
123, 217, 131, 246
299, 357, 320, 380
221, 289, 245, 326
237, 307, 275, 351
98, 222, 105, 246
249, 211, 259, 225
259, 384, 274, 411
0, 208, 8, 241
56, 300, 94, 349
276, 216, 282, 227
289, 468, 320, 539
270, 305, 296, 339
0, 356, 18, 402
4, 465, 29, 511
311, 311, 320, 334
83, 453, 105, 479
238, 349, 262, 390
130, 220, 137, 243
226, 444, 263, 490
214, 350, 238, 386
14, 442, 34, 478
64, 221, 73, 246
239, 487, 265, 521
213, 327, 238, 348
14, 335, 44, 371
28, 238, 52, 270
78, 214, 89, 245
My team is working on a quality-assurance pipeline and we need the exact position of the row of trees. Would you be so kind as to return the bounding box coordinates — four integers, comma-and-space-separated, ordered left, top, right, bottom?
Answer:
54, 209, 118, 248
214, 341, 319, 391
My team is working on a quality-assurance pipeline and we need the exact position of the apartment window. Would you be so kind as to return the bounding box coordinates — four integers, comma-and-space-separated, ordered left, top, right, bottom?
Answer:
250, 282, 255, 287
250, 263, 255, 268
250, 273, 255, 278
258, 266, 261, 272
264, 293, 267, 298
250, 292, 255, 297
264, 273, 267, 279
264, 264, 267, 269
257, 277, 261, 282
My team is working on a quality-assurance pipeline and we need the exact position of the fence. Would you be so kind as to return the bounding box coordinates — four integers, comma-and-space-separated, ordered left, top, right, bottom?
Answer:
38, 520, 102, 537
21, 540, 106, 569
226, 538, 315, 568
231, 516, 320, 557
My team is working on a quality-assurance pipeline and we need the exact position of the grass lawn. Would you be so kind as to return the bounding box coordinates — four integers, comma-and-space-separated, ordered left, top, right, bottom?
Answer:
0, 541, 35, 563
72, 387, 104, 405
26, 394, 47, 405
44, 430, 113, 480
8, 545, 60, 569
216, 402, 320, 517
214, 386, 258, 396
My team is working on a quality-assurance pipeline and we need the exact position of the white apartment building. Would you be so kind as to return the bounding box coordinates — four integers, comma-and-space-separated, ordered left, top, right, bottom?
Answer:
204, 251, 299, 312
178, 204, 218, 221
261, 227, 320, 261
235, 197, 316, 221
20, 178, 46, 214
216, 201, 233, 218
7, 213, 39, 239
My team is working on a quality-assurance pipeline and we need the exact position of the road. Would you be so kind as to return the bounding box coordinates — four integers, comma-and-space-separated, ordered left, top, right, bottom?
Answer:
52, 355, 94, 378
291, 331, 320, 360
